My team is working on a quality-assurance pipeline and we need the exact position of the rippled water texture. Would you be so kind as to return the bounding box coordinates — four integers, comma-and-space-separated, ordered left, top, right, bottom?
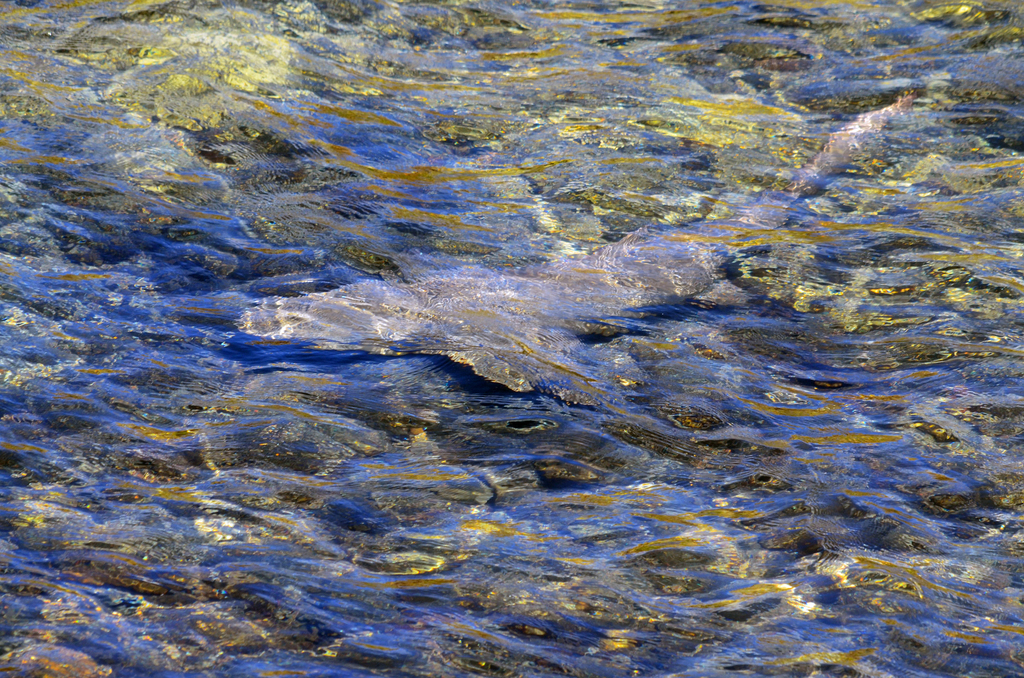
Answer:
2, 0, 1024, 675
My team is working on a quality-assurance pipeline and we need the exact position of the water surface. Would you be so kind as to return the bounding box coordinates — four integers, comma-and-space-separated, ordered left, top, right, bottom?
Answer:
1, 0, 1024, 675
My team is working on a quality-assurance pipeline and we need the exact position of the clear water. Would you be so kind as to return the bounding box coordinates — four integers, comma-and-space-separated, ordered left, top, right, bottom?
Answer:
1, 0, 1024, 675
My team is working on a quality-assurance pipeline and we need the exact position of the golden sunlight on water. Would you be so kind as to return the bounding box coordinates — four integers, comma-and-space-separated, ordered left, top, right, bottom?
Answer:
0, 0, 1023, 676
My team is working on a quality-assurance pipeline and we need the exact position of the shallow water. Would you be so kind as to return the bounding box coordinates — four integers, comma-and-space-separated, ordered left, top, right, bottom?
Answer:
1, 0, 1024, 675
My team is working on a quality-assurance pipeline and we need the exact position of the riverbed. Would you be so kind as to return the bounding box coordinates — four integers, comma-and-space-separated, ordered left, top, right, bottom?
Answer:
1, 0, 1024, 675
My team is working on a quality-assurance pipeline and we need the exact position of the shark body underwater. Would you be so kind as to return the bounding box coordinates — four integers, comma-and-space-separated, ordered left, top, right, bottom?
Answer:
243, 97, 915, 421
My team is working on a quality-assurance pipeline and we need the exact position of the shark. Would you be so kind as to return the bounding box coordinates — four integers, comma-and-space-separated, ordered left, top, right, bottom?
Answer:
242, 96, 915, 412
